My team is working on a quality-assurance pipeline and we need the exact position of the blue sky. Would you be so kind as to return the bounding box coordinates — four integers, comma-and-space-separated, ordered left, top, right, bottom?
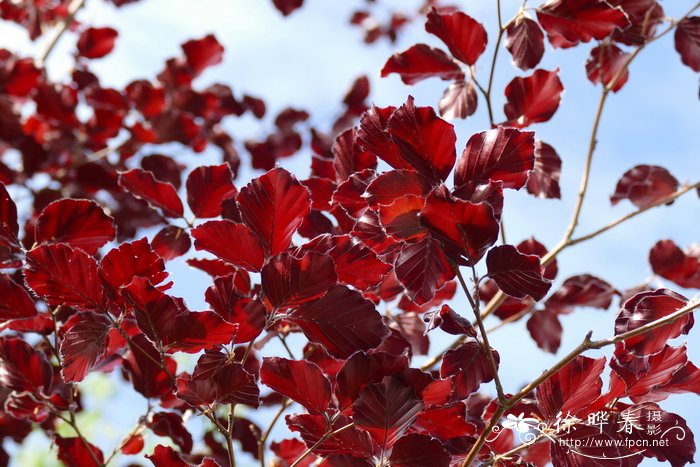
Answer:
1, 0, 700, 465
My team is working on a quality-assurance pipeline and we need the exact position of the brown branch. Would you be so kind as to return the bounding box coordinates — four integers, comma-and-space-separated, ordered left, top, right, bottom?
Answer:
258, 399, 292, 467
104, 403, 152, 465
37, 0, 86, 67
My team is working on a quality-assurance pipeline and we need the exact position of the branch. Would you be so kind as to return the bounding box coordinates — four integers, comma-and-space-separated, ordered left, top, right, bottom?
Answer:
36, 0, 86, 67
289, 423, 354, 467
462, 299, 700, 464
104, 403, 152, 465
258, 399, 292, 467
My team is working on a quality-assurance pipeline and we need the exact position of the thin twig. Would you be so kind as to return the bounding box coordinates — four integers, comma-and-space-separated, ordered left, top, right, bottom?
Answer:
104, 403, 152, 465
258, 399, 292, 467
37, 0, 86, 67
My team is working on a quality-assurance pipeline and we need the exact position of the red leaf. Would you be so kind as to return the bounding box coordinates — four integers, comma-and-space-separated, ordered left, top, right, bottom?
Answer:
527, 140, 562, 199
424, 304, 477, 336
386, 96, 457, 183
0, 274, 37, 322
35, 199, 115, 254
186, 164, 236, 218
379, 195, 427, 241
365, 170, 432, 207
187, 257, 238, 278
380, 44, 463, 85
388, 433, 451, 467
148, 412, 193, 453
440, 338, 499, 398
425, 8, 488, 65
611, 0, 665, 45
614, 288, 691, 356
100, 238, 168, 293
55, 436, 104, 467
119, 168, 184, 218
191, 220, 265, 271
0, 183, 21, 268
505, 16, 545, 70
395, 237, 455, 305
237, 167, 310, 255
0, 337, 53, 392
25, 243, 105, 310
356, 106, 402, 178
272, 0, 304, 16
261, 357, 332, 414
76, 27, 118, 59
287, 414, 373, 458
60, 312, 111, 383
610, 164, 679, 209
503, 69, 564, 127
122, 334, 176, 398
353, 376, 424, 450
675, 17, 700, 72
146, 445, 188, 467
289, 285, 389, 358
536, 355, 605, 418
649, 240, 700, 289
536, 0, 629, 48
486, 244, 551, 300
421, 188, 500, 265
413, 403, 476, 441
152, 226, 191, 261
123, 277, 237, 353
182, 34, 224, 77
205, 275, 265, 343
121, 434, 144, 455
389, 312, 430, 356
332, 127, 377, 183
585, 43, 631, 92
261, 251, 337, 309
455, 127, 535, 190
546, 274, 617, 313
438, 81, 478, 120
526, 309, 563, 353
335, 351, 409, 408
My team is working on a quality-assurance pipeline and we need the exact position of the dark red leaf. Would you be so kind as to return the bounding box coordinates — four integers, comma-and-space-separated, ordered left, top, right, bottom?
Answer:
394, 237, 455, 305
332, 128, 377, 184
536, 0, 629, 48
389, 433, 451, 467
675, 17, 700, 72
420, 188, 500, 265
205, 275, 265, 343
273, 0, 304, 16
60, 312, 111, 382
526, 309, 563, 353
353, 376, 423, 450
486, 244, 551, 300
586, 43, 631, 92
506, 16, 545, 70
261, 357, 332, 414
148, 412, 193, 453
262, 251, 337, 309
379, 195, 427, 241
0, 183, 21, 268
614, 288, 691, 356
119, 168, 184, 218
100, 238, 168, 292
388, 312, 430, 356
186, 164, 236, 218
122, 334, 176, 398
610, 164, 679, 209
546, 274, 617, 313
0, 274, 37, 322
365, 170, 432, 207
182, 34, 224, 77
55, 436, 104, 467
146, 445, 188, 467
191, 220, 265, 271
380, 44, 463, 85
287, 414, 373, 458
237, 167, 310, 255
425, 8, 488, 65
610, 0, 664, 45
121, 434, 144, 455
187, 257, 238, 278
455, 127, 535, 190
536, 355, 605, 418
25, 243, 106, 310
335, 351, 410, 409
141, 154, 184, 189
526, 140, 562, 199
35, 199, 115, 254
0, 337, 53, 392
440, 338, 499, 398
649, 240, 700, 289
289, 285, 389, 358
152, 226, 191, 261
424, 304, 476, 336
413, 403, 476, 441
503, 69, 564, 127
386, 96, 457, 183
517, 236, 558, 280
76, 27, 118, 59
438, 81, 478, 120
356, 106, 402, 178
